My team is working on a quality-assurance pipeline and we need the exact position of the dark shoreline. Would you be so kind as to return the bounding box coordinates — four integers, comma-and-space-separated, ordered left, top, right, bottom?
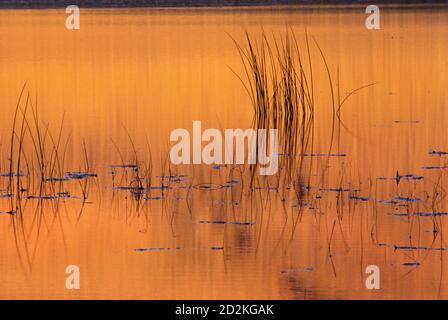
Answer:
0, 0, 447, 9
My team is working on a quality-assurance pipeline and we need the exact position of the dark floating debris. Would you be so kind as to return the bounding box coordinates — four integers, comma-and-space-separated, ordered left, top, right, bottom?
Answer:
134, 247, 180, 252
373, 174, 423, 181
429, 150, 448, 156
379, 243, 448, 251
114, 185, 168, 191
392, 196, 420, 203
157, 175, 186, 179
394, 120, 420, 124
397, 174, 424, 181
27, 192, 74, 200
276, 153, 346, 157
113, 186, 144, 191
199, 220, 255, 226
110, 164, 138, 169
46, 172, 98, 182
320, 188, 360, 192
221, 180, 240, 189
45, 177, 69, 182
292, 203, 313, 208
379, 199, 399, 205
193, 183, 223, 191
349, 195, 370, 201
394, 212, 448, 217
401, 262, 420, 267
379, 197, 419, 205
56, 192, 71, 198
144, 196, 162, 200
200, 220, 226, 224
64, 172, 97, 180
422, 165, 448, 170
0, 172, 27, 177
303, 153, 346, 157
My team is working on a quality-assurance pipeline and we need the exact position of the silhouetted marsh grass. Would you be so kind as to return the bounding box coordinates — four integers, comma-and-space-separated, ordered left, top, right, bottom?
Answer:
232, 30, 376, 216
2, 84, 101, 272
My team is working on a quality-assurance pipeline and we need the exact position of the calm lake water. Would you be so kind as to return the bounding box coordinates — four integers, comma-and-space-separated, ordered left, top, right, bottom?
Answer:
0, 6, 447, 299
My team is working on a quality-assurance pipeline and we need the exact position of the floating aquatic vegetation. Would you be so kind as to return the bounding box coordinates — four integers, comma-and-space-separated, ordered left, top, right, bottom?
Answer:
157, 174, 186, 179
26, 192, 73, 200
221, 180, 240, 188
398, 174, 423, 182
222, 184, 236, 189
26, 195, 58, 200
379, 243, 448, 251
394, 212, 448, 217
429, 150, 448, 155
0, 172, 27, 177
401, 262, 420, 267
134, 247, 180, 252
292, 203, 313, 208
303, 153, 346, 157
422, 165, 448, 170
320, 188, 360, 192
199, 220, 255, 226
45, 177, 69, 182
200, 220, 226, 224
394, 120, 419, 124
56, 192, 71, 198
144, 196, 162, 200
378, 197, 419, 205
392, 196, 420, 203
372, 174, 423, 181
110, 164, 138, 169
114, 185, 168, 191
349, 195, 370, 201
113, 186, 144, 191
275, 153, 346, 157
397, 174, 424, 180
379, 199, 399, 205
64, 172, 97, 180
193, 183, 223, 191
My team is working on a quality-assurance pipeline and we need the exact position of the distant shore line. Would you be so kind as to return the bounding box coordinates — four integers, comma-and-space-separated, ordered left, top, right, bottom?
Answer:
0, 1, 447, 9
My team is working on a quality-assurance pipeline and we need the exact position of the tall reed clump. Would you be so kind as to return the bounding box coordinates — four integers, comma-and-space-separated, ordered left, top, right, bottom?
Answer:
231, 31, 316, 192
232, 31, 375, 199
3, 83, 95, 272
